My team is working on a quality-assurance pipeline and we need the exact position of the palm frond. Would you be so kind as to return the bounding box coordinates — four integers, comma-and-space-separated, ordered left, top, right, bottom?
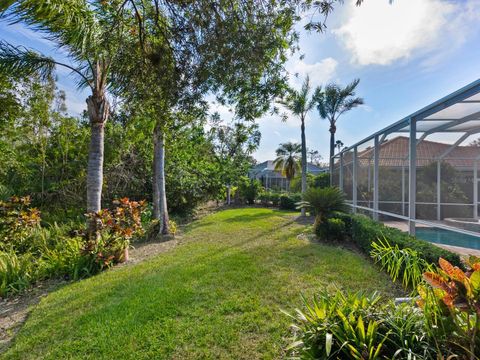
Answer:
315, 79, 363, 123
3, 0, 100, 56
0, 40, 55, 80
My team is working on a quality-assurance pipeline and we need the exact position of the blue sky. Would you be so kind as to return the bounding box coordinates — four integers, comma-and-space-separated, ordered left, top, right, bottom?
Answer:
2, 0, 480, 163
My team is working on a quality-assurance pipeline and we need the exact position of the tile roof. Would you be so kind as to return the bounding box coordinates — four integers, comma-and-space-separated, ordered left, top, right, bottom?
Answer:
341, 136, 480, 168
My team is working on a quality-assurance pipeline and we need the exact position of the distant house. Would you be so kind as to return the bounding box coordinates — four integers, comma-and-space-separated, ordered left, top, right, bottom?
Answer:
248, 160, 327, 190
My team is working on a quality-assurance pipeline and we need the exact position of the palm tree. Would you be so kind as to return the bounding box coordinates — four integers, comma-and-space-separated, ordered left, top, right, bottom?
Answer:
335, 140, 344, 153
273, 142, 301, 184
0, 2, 125, 235
278, 76, 318, 216
315, 79, 364, 177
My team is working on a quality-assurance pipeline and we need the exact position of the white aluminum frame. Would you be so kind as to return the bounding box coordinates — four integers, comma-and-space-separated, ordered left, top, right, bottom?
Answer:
332, 79, 480, 240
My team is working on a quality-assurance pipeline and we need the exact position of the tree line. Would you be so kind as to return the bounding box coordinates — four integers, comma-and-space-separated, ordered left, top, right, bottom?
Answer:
0, 0, 363, 236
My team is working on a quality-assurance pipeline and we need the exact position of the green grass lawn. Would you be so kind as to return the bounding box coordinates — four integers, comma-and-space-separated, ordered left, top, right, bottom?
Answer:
2, 208, 399, 359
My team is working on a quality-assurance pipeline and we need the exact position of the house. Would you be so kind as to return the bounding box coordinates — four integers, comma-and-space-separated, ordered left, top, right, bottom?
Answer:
248, 160, 327, 190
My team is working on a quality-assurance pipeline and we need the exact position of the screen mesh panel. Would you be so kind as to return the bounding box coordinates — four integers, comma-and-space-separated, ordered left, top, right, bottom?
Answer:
332, 79, 480, 243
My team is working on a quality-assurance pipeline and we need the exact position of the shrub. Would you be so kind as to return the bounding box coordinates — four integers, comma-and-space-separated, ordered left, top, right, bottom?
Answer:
237, 177, 262, 205
312, 173, 330, 189
333, 212, 462, 268
418, 257, 480, 358
315, 217, 346, 242
279, 193, 302, 210
0, 196, 148, 297
286, 290, 435, 359
299, 187, 348, 219
0, 196, 41, 252
0, 250, 33, 297
84, 198, 146, 271
169, 220, 178, 236
259, 191, 282, 207
298, 187, 348, 236
290, 173, 330, 192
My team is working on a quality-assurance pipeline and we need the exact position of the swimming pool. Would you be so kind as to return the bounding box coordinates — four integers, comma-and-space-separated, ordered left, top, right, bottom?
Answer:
416, 227, 480, 250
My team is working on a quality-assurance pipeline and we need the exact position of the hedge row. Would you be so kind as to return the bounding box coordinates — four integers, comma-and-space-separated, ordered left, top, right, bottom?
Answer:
334, 212, 463, 268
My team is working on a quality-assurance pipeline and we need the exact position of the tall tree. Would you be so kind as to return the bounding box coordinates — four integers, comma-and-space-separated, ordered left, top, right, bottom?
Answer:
315, 79, 364, 178
209, 114, 260, 205
273, 142, 301, 182
112, 0, 304, 233
0, 1, 127, 235
278, 76, 317, 215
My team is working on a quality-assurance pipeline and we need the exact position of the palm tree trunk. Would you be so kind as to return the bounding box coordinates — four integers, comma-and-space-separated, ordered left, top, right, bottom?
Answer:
153, 122, 170, 235
300, 116, 307, 216
329, 122, 336, 183
86, 92, 109, 237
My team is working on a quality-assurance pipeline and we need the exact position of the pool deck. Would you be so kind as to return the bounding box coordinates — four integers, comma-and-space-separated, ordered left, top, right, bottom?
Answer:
383, 221, 480, 257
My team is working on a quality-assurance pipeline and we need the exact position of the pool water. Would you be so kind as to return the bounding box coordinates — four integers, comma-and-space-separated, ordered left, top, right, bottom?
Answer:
416, 227, 480, 250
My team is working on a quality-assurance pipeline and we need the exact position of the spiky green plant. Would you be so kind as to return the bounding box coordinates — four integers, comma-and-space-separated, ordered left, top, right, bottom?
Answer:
370, 238, 433, 290
297, 187, 348, 232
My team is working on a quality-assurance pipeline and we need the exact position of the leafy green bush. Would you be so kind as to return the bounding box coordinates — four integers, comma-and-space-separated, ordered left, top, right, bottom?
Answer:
298, 187, 348, 237
0, 197, 147, 297
289, 173, 330, 192
299, 187, 347, 218
0, 250, 33, 297
259, 191, 282, 207
333, 212, 462, 268
312, 173, 330, 189
286, 290, 435, 359
279, 193, 302, 210
237, 177, 262, 204
315, 217, 346, 242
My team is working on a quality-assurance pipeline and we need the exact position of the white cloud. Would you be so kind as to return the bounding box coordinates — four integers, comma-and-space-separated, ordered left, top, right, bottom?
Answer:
333, 0, 479, 66
288, 57, 338, 88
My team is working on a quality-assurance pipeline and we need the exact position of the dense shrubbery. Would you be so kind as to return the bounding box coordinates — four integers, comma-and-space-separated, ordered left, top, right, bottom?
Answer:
0, 196, 147, 297
333, 212, 462, 267
279, 193, 302, 210
286, 290, 435, 359
289, 172, 330, 192
287, 256, 480, 359
237, 177, 263, 205
258, 191, 281, 207
315, 217, 346, 241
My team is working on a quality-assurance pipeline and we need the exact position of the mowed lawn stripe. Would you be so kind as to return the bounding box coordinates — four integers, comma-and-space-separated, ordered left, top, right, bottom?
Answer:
2, 208, 397, 360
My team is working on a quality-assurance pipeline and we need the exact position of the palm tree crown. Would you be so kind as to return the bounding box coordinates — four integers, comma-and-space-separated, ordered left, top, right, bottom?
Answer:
273, 142, 301, 181
315, 78, 364, 175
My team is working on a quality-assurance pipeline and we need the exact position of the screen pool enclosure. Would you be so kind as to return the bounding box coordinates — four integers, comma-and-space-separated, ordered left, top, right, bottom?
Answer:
331, 79, 480, 249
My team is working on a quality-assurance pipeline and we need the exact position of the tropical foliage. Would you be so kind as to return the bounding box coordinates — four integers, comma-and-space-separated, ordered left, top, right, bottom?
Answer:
371, 238, 433, 289
315, 79, 364, 173
278, 77, 319, 215
273, 142, 301, 181
298, 187, 348, 235
286, 290, 435, 359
